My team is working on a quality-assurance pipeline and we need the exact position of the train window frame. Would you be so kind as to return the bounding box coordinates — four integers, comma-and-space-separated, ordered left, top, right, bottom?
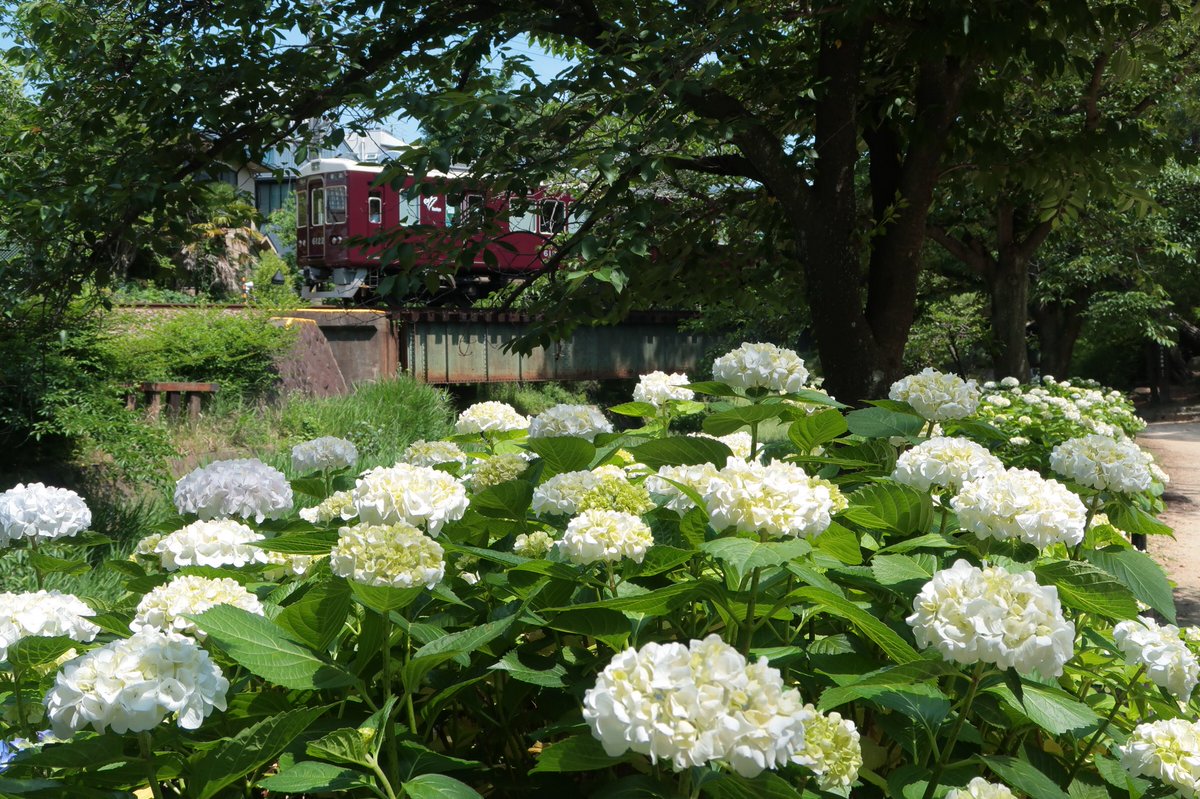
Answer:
368, 194, 382, 225
310, 186, 325, 226
325, 186, 347, 224
296, 191, 308, 228
509, 199, 538, 233
400, 192, 421, 225
540, 200, 567, 234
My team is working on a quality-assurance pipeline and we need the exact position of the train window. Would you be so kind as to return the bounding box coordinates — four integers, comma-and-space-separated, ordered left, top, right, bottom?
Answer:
400, 193, 421, 225
509, 201, 538, 233
326, 187, 347, 224
540, 200, 567, 234
296, 191, 308, 228
444, 199, 456, 227
368, 195, 382, 224
310, 187, 325, 226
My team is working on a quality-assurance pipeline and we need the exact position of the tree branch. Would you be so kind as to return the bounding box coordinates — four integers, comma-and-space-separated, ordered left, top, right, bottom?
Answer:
927, 225, 994, 275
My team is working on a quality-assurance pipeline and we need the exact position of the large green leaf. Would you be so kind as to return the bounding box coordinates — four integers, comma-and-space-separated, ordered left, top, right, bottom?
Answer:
28, 552, 89, 577
402, 774, 483, 799
257, 761, 372, 793
701, 537, 811, 582
982, 756, 1071, 799
701, 404, 786, 436
254, 531, 338, 555
699, 772, 805, 799
349, 582, 424, 614
1084, 547, 1176, 623
530, 734, 634, 773
629, 436, 732, 470
1034, 560, 1138, 620
842, 483, 932, 535
470, 480, 534, 520
608, 401, 660, 418
819, 681, 950, 729
988, 682, 1100, 735
1109, 503, 1173, 537
792, 587, 920, 663
844, 407, 924, 438
275, 577, 352, 650
490, 650, 567, 687
307, 727, 371, 768
870, 553, 936, 595
548, 581, 728, 616
191, 605, 354, 689
189, 705, 329, 799
525, 437, 595, 477
788, 409, 848, 452
7, 636, 80, 671
813, 522, 863, 565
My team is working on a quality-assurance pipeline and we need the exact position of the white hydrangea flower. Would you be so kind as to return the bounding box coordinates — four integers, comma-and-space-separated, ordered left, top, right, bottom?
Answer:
291, 436, 358, 473
134, 533, 162, 558
131, 575, 265, 640
891, 436, 1003, 493
946, 777, 1018, 799
45, 629, 228, 736
455, 401, 530, 435
645, 463, 722, 513
1050, 434, 1157, 494
793, 705, 862, 791
704, 458, 840, 539
531, 470, 601, 516
583, 634, 809, 777
467, 452, 531, 490
173, 458, 293, 523
633, 371, 694, 408
689, 431, 756, 461
1119, 718, 1200, 798
330, 521, 445, 589
352, 463, 468, 535
951, 467, 1086, 548
528, 404, 613, 442
0, 483, 91, 544
712, 342, 809, 394
0, 591, 99, 661
298, 489, 358, 524
155, 519, 270, 571
907, 560, 1075, 677
889, 368, 980, 421
262, 550, 322, 580
1113, 616, 1199, 701
999, 376, 1020, 389
557, 510, 654, 565
513, 530, 555, 558
400, 439, 468, 469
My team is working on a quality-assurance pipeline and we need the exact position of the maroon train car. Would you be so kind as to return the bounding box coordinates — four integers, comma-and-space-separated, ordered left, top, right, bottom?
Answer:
295, 158, 569, 302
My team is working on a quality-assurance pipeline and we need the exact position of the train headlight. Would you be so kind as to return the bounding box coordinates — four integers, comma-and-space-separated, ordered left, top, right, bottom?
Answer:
329, 235, 343, 245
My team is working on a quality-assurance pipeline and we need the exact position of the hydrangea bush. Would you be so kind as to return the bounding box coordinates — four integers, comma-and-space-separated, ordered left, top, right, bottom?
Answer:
0, 350, 1186, 799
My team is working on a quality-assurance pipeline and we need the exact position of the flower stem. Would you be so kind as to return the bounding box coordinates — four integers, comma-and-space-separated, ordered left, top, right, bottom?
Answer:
29, 539, 43, 590
138, 731, 166, 799
1066, 664, 1145, 785
741, 567, 761, 655
378, 612, 400, 788
922, 663, 985, 799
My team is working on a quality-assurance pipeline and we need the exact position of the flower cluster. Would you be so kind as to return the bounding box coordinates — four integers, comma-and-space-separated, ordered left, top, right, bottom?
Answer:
330, 522, 445, 589
795, 706, 863, 791
645, 463, 721, 513
173, 458, 293, 523
455, 401, 530, 435
951, 467, 1086, 548
298, 489, 358, 524
352, 463, 468, 534
0, 591, 99, 661
152, 519, 269, 571
531, 470, 601, 516
557, 509, 654, 565
946, 778, 1018, 799
1050, 434, 1160, 494
907, 560, 1075, 677
889, 368, 980, 421
584, 635, 819, 778
576, 474, 654, 516
704, 458, 841, 539
1113, 616, 1199, 701
0, 483, 91, 544
891, 436, 1003, 493
514, 530, 556, 558
711, 342, 809, 394
633, 371, 694, 408
291, 436, 358, 474
528, 404, 613, 442
467, 453, 530, 490
973, 377, 1145, 451
131, 575, 266, 640
401, 439, 468, 469
1118, 718, 1200, 797
45, 629, 229, 736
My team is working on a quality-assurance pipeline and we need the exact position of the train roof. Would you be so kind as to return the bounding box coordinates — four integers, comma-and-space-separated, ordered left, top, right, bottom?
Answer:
297, 157, 467, 179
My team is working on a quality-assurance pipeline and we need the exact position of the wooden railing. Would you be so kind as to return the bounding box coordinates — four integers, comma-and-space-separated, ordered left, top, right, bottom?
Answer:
124, 382, 219, 420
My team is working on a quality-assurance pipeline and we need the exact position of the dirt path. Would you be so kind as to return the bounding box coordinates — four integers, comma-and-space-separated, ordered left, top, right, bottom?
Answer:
1138, 421, 1200, 626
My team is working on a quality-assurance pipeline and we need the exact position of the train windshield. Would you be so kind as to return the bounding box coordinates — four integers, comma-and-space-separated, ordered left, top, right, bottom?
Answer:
326, 187, 347, 224
540, 200, 567, 234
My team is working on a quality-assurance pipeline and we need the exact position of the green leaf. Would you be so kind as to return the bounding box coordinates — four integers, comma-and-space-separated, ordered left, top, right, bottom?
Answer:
530, 734, 634, 773
608, 401, 659, 417
349, 582, 424, 614
7, 635, 79, 670
701, 537, 811, 582
845, 407, 924, 438
699, 772, 804, 799
257, 761, 372, 793
842, 483, 932, 535
786, 389, 849, 409
1034, 560, 1138, 620
190, 705, 329, 799
702, 404, 785, 436
629, 436, 732, 470
792, 587, 920, 663
254, 532, 338, 555
1109, 503, 1172, 537
28, 551, 89, 576
590, 776, 671, 798
526, 437, 595, 477
981, 755, 1072, 799
1085, 547, 1176, 623
17, 734, 125, 769
788, 409, 848, 452
548, 581, 728, 617
631, 546, 696, 576
290, 476, 329, 498
191, 605, 354, 690
819, 681, 950, 729
686, 381, 740, 397
490, 651, 567, 687
275, 577, 351, 651
540, 608, 630, 639
989, 682, 1100, 735
402, 773, 483, 799
470, 480, 534, 520
307, 727, 371, 768
813, 522, 862, 565
871, 553, 935, 593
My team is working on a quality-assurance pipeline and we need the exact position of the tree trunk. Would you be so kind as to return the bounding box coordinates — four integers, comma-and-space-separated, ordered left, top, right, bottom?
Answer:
1033, 299, 1085, 378
987, 251, 1031, 381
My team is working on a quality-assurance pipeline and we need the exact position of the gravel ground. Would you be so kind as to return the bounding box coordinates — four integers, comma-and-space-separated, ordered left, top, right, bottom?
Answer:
1138, 420, 1200, 625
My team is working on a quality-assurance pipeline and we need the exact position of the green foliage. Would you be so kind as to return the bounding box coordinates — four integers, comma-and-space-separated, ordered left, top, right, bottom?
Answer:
247, 251, 303, 309
904, 293, 990, 375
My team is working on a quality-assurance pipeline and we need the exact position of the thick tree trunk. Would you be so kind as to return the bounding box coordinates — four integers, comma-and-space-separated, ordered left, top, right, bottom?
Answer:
987, 251, 1031, 381
1034, 300, 1086, 377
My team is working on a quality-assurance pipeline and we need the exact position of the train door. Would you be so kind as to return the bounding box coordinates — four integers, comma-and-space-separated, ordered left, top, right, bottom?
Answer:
308, 180, 326, 259
295, 188, 309, 262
